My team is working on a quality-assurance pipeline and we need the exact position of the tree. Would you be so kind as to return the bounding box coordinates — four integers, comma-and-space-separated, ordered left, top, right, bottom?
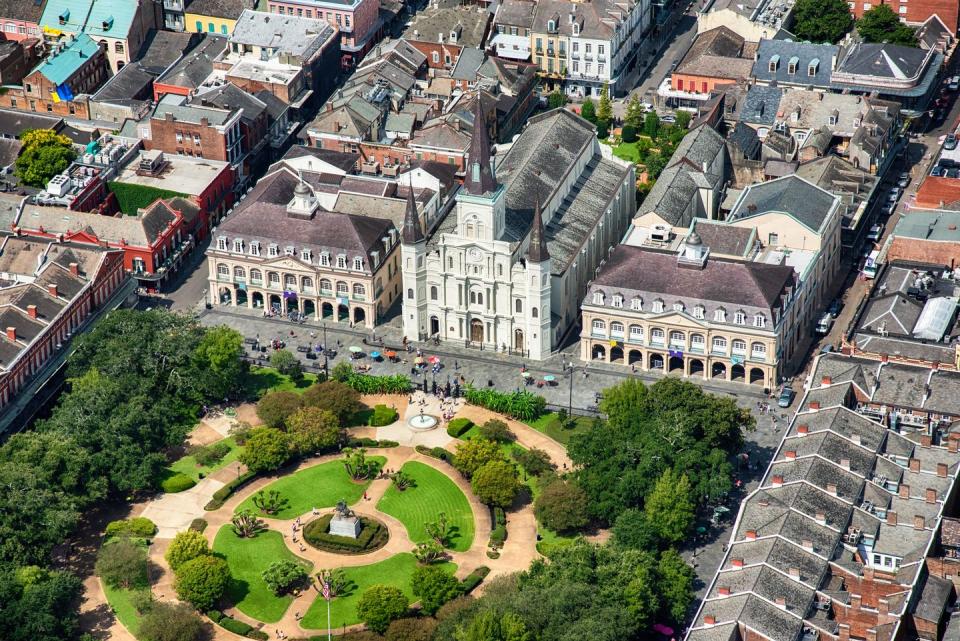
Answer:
343, 447, 380, 480
597, 84, 613, 127
192, 326, 245, 399
391, 470, 414, 490
413, 541, 446, 564
0, 430, 107, 508
675, 110, 692, 130
534, 477, 590, 533
95, 539, 148, 589
478, 419, 514, 443
411, 566, 461, 615
625, 94, 645, 130
548, 90, 566, 109
252, 489, 290, 516
174, 555, 231, 610
0, 566, 83, 641
791, 0, 852, 42
331, 361, 354, 382
643, 469, 695, 547
621, 125, 638, 143
15, 130, 76, 187
301, 381, 362, 426
164, 530, 210, 571
239, 427, 290, 473
657, 549, 695, 624
453, 438, 505, 478
513, 448, 555, 477
612, 508, 658, 550
262, 559, 308, 595
386, 617, 437, 641
643, 111, 659, 138
256, 391, 302, 429
270, 348, 303, 380
286, 407, 342, 456
471, 460, 521, 507
857, 4, 918, 45
232, 510, 268, 538
356, 584, 409, 634
138, 601, 205, 641
580, 99, 596, 123
317, 568, 349, 597
424, 512, 451, 547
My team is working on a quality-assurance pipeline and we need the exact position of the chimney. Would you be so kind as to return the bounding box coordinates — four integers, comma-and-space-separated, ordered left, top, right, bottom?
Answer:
200, 117, 209, 127
841, 458, 851, 470
822, 376, 832, 385
718, 586, 731, 596
731, 558, 744, 568
809, 401, 821, 410
926, 488, 937, 503
775, 597, 787, 609
827, 482, 838, 496
802, 538, 813, 551
758, 498, 770, 507
920, 434, 932, 447
815, 511, 826, 525
851, 434, 861, 446
772, 474, 784, 487
47, 283, 58, 298
797, 424, 809, 435
704, 615, 717, 626
950, 437, 959, 454
745, 529, 758, 541
914, 515, 926, 530
851, 594, 861, 609
788, 567, 800, 579
909, 458, 920, 472
878, 598, 889, 616
785, 450, 797, 460
899, 484, 910, 498
881, 353, 889, 363
69, 262, 79, 276
5, 326, 15, 341
938, 462, 948, 477
26, 305, 37, 319
886, 511, 897, 525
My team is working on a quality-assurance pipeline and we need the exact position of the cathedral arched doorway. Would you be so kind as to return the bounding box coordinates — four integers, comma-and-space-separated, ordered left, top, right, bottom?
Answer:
470, 319, 483, 344
430, 316, 440, 336
514, 328, 524, 352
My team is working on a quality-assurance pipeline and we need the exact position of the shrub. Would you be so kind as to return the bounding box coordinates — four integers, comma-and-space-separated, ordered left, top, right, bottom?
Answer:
489, 526, 507, 546
478, 419, 514, 443
247, 631, 270, 641
192, 441, 232, 467
369, 404, 399, 427
96, 539, 148, 589
261, 559, 308, 595
460, 566, 490, 594
130, 589, 155, 614
377, 440, 400, 448
357, 585, 409, 634
493, 507, 506, 528
464, 387, 545, 421
189, 518, 208, 533
105, 517, 157, 539
219, 616, 254, 636
303, 514, 389, 553
175, 555, 231, 611
205, 471, 256, 510
445, 418, 473, 438
622, 124, 638, 143
411, 565, 461, 615
139, 601, 204, 641
165, 529, 211, 571
161, 472, 196, 494
206, 610, 224, 623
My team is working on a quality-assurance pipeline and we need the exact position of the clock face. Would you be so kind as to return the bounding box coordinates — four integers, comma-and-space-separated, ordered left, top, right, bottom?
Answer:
468, 248, 483, 262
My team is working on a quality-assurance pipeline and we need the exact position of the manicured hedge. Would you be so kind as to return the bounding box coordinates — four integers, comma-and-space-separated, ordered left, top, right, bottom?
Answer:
105, 517, 157, 539
446, 418, 473, 438
302, 513, 388, 553
346, 437, 399, 448
107, 181, 188, 216
161, 472, 196, 493
489, 526, 506, 546
247, 631, 269, 640
368, 404, 399, 427
205, 470, 257, 511
493, 507, 506, 528
189, 518, 208, 533
206, 610, 224, 623
219, 616, 254, 636
416, 445, 452, 463
460, 566, 490, 594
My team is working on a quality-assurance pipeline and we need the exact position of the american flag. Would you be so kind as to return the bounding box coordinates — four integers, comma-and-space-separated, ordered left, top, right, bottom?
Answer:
321, 579, 332, 601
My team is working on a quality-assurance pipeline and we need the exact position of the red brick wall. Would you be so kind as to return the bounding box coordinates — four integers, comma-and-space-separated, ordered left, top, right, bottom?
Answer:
407, 41, 464, 70
146, 115, 229, 162
0, 87, 91, 118
888, 236, 960, 267
309, 137, 466, 172
848, 0, 958, 33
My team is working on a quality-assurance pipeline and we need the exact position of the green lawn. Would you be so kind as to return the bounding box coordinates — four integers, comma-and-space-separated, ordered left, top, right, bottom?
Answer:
301, 553, 455, 630
376, 461, 474, 552
241, 366, 319, 399
167, 437, 242, 482
612, 141, 642, 163
235, 458, 385, 519
213, 528, 312, 623
103, 583, 149, 635
524, 412, 595, 446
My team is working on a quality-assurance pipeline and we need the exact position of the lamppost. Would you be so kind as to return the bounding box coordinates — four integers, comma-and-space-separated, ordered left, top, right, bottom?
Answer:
322, 322, 329, 374
565, 362, 580, 418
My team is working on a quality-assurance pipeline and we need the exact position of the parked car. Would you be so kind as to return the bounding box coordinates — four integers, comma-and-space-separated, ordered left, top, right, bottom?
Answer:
661, 114, 677, 124
949, 75, 960, 91
777, 387, 796, 408
815, 312, 834, 335
887, 188, 901, 203
867, 224, 882, 241
940, 158, 957, 168
946, 133, 958, 150
897, 173, 910, 188
641, 101, 654, 111
881, 204, 894, 216
932, 165, 945, 177
828, 299, 842, 317
950, 168, 960, 179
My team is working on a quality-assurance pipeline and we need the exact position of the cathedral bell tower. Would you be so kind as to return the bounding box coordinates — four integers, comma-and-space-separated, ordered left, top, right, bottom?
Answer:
456, 99, 505, 242
400, 182, 427, 341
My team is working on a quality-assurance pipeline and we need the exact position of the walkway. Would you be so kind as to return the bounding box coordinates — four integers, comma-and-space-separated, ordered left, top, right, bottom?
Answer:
454, 405, 573, 469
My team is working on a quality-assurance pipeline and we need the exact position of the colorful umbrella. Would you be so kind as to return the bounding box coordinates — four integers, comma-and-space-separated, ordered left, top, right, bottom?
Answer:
414, 356, 425, 364
428, 356, 440, 364
521, 371, 531, 378
543, 375, 555, 382
349, 346, 362, 353
371, 351, 381, 359
385, 350, 397, 358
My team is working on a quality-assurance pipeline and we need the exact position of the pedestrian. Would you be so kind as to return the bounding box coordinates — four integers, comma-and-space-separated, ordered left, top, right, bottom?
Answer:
363, 491, 368, 500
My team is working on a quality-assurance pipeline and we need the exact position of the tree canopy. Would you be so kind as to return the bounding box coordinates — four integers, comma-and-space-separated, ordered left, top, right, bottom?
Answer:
791, 0, 852, 42
857, 4, 918, 45
15, 130, 76, 187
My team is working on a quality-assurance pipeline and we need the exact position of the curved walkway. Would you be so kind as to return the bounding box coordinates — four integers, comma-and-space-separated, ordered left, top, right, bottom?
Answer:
453, 405, 573, 468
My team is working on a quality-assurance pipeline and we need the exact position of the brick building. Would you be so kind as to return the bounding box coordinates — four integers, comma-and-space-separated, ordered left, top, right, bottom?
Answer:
152, 34, 228, 101
404, 2, 490, 72
0, 233, 127, 412
886, 209, 960, 267
847, 0, 959, 37
0, 34, 110, 119
264, 0, 381, 69
0, 0, 45, 42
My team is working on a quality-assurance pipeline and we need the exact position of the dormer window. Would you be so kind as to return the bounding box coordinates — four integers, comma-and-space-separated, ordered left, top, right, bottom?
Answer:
59, 9, 69, 25
768, 54, 780, 72
337, 255, 347, 269
216, 236, 227, 250
693, 305, 705, 319
284, 246, 295, 256
592, 291, 605, 305
734, 310, 746, 325
829, 109, 839, 126
250, 241, 261, 256
547, 19, 556, 32
652, 299, 664, 313
715, 308, 727, 322
572, 22, 580, 36
268, 244, 279, 257
754, 314, 766, 328
233, 239, 244, 253
630, 297, 642, 311
301, 249, 312, 262
353, 257, 364, 271
612, 294, 623, 308
673, 302, 684, 312
320, 252, 330, 267
808, 58, 819, 76
787, 56, 798, 74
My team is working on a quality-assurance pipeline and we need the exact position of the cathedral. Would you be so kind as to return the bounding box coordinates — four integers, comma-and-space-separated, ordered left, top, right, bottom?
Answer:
401, 101, 636, 360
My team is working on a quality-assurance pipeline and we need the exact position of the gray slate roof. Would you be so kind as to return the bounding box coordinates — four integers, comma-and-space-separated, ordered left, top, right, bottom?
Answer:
230, 10, 336, 58
728, 175, 838, 234
740, 85, 783, 126
751, 40, 837, 88
186, 0, 250, 19
156, 35, 228, 90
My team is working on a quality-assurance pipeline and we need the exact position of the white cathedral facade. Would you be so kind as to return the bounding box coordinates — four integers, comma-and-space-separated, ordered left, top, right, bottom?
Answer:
400, 102, 635, 361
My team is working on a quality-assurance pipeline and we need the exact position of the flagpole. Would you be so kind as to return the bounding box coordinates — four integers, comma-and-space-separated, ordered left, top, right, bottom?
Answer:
327, 598, 331, 641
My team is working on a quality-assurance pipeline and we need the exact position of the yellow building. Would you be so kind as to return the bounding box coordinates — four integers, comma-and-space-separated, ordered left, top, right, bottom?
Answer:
185, 0, 245, 36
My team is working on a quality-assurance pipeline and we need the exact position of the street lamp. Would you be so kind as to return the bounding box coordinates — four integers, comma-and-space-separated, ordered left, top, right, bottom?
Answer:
322, 322, 329, 374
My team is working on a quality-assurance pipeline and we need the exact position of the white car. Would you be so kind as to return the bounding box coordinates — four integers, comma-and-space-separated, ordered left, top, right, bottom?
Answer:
887, 188, 901, 203
867, 224, 882, 241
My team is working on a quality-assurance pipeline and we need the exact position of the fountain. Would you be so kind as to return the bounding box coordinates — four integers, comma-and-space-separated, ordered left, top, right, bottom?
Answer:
407, 407, 438, 431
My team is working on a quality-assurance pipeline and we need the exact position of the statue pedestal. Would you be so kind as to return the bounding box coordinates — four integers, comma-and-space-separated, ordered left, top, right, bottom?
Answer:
329, 513, 361, 538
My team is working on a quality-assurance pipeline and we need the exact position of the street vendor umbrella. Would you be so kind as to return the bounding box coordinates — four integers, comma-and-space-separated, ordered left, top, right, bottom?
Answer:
428, 356, 440, 364
543, 375, 556, 382
384, 350, 397, 358
414, 356, 425, 364
521, 371, 532, 378
696, 526, 708, 535
370, 351, 381, 359
349, 346, 363, 353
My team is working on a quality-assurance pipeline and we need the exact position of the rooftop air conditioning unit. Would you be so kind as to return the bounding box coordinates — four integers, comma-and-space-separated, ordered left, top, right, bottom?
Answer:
650, 225, 671, 243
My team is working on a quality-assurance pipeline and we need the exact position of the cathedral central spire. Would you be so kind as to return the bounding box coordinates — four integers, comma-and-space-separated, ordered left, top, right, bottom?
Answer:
463, 99, 497, 196
401, 181, 424, 244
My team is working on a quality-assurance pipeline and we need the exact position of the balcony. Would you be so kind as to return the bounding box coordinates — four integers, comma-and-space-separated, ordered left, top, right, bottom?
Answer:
751, 352, 767, 362
649, 338, 665, 347
352, 294, 366, 301
250, 278, 263, 286
591, 329, 607, 338
303, 286, 315, 294
627, 335, 643, 345
320, 288, 333, 296
163, 0, 184, 11
572, 52, 580, 59
689, 344, 704, 354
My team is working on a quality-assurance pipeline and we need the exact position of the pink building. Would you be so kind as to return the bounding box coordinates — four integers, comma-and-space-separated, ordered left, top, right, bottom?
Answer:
266, 0, 381, 68
0, 0, 44, 42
